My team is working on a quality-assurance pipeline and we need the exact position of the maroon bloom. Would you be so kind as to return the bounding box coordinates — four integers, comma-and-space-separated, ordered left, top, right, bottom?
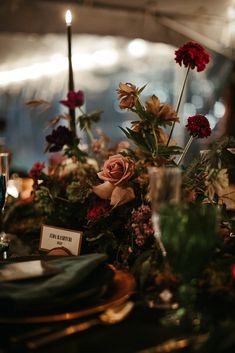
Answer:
46, 126, 73, 152
29, 161, 45, 190
60, 90, 85, 109
186, 114, 211, 139
86, 200, 110, 221
175, 41, 210, 72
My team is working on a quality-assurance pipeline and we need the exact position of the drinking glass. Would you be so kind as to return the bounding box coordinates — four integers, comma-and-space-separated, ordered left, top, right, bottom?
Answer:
0, 152, 9, 259
148, 167, 182, 257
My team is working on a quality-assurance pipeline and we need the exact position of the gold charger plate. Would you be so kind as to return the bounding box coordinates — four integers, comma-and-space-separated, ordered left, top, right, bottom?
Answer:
0, 266, 135, 324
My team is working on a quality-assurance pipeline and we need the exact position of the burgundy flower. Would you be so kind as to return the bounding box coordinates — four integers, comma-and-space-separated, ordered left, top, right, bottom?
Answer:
87, 200, 110, 221
29, 161, 45, 190
29, 161, 45, 179
186, 114, 211, 139
175, 41, 210, 72
60, 90, 85, 109
46, 126, 73, 152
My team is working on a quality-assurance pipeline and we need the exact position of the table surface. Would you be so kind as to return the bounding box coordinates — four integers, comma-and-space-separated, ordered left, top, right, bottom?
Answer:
1, 304, 192, 353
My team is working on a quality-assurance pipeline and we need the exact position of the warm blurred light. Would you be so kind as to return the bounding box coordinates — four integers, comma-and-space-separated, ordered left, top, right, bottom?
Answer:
227, 5, 235, 20
0, 48, 119, 85
206, 114, 217, 129
214, 101, 225, 118
127, 39, 147, 58
191, 95, 203, 109
0, 57, 68, 86
182, 103, 196, 123
73, 53, 93, 70
7, 180, 19, 198
221, 3, 235, 47
153, 89, 168, 102
65, 10, 72, 25
92, 49, 119, 67
20, 178, 33, 199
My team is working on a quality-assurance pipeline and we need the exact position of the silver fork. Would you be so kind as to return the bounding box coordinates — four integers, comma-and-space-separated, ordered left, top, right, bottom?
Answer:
25, 301, 134, 349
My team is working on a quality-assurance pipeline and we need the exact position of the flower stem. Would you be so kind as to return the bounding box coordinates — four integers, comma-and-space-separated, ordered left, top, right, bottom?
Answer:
152, 124, 158, 156
86, 124, 94, 142
166, 66, 190, 146
176, 135, 194, 166
79, 107, 85, 115
69, 108, 77, 140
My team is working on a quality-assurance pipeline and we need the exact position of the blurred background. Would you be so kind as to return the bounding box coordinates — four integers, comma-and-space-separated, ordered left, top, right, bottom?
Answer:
0, 0, 234, 174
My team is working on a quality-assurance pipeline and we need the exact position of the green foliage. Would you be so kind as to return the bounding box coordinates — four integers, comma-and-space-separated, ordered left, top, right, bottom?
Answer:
131, 249, 156, 288
64, 140, 88, 161
120, 127, 150, 152
157, 144, 183, 156
35, 186, 55, 214
85, 230, 119, 258
160, 204, 219, 281
66, 181, 92, 203
78, 110, 102, 130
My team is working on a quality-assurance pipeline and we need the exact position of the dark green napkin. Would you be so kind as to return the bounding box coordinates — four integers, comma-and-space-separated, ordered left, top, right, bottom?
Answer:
0, 253, 108, 311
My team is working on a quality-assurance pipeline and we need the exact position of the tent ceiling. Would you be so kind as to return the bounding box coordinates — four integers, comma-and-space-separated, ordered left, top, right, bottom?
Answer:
0, 0, 234, 59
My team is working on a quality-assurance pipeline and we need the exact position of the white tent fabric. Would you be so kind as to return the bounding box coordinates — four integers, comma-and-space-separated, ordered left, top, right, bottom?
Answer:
0, 0, 234, 59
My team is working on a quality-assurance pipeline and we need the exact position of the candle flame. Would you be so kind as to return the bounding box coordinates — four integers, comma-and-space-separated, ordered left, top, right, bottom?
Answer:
65, 10, 72, 25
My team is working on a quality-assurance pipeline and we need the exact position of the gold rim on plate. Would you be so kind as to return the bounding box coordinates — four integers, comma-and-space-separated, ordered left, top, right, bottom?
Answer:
0, 266, 135, 324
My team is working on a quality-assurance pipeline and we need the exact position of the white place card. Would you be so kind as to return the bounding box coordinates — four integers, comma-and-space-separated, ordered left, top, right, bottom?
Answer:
39, 225, 82, 256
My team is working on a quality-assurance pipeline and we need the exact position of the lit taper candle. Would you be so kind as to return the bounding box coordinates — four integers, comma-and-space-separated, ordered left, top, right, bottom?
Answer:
65, 9, 74, 92
65, 9, 76, 136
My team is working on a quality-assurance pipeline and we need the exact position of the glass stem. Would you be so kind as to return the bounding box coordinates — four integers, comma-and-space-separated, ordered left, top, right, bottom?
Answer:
176, 135, 194, 166
152, 213, 167, 257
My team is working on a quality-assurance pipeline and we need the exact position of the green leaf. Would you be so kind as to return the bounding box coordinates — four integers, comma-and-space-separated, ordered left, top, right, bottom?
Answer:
120, 127, 150, 152
144, 132, 157, 154
138, 83, 147, 94
157, 145, 183, 156
134, 101, 148, 121
64, 145, 87, 161
78, 111, 102, 130
134, 105, 156, 122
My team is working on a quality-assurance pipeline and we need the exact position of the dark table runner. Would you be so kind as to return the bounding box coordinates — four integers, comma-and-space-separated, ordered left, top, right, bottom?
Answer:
1, 305, 191, 353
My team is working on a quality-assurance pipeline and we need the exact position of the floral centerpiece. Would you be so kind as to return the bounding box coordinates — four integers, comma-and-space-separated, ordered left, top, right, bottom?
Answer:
5, 41, 235, 312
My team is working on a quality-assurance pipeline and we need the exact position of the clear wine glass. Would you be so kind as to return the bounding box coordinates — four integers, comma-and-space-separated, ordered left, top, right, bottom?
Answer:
148, 167, 182, 257
0, 152, 9, 259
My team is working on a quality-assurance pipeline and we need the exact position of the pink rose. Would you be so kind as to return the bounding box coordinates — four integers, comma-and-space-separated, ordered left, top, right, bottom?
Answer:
93, 154, 135, 206
93, 182, 135, 207
97, 154, 135, 186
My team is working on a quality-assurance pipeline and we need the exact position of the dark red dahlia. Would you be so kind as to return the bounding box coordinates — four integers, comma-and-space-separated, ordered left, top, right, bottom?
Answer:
29, 161, 45, 189
29, 161, 45, 179
60, 90, 84, 109
46, 126, 73, 152
186, 114, 211, 138
175, 41, 210, 72
87, 201, 110, 221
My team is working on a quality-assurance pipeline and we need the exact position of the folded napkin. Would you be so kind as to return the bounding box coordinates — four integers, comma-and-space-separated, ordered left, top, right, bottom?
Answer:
0, 253, 110, 314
